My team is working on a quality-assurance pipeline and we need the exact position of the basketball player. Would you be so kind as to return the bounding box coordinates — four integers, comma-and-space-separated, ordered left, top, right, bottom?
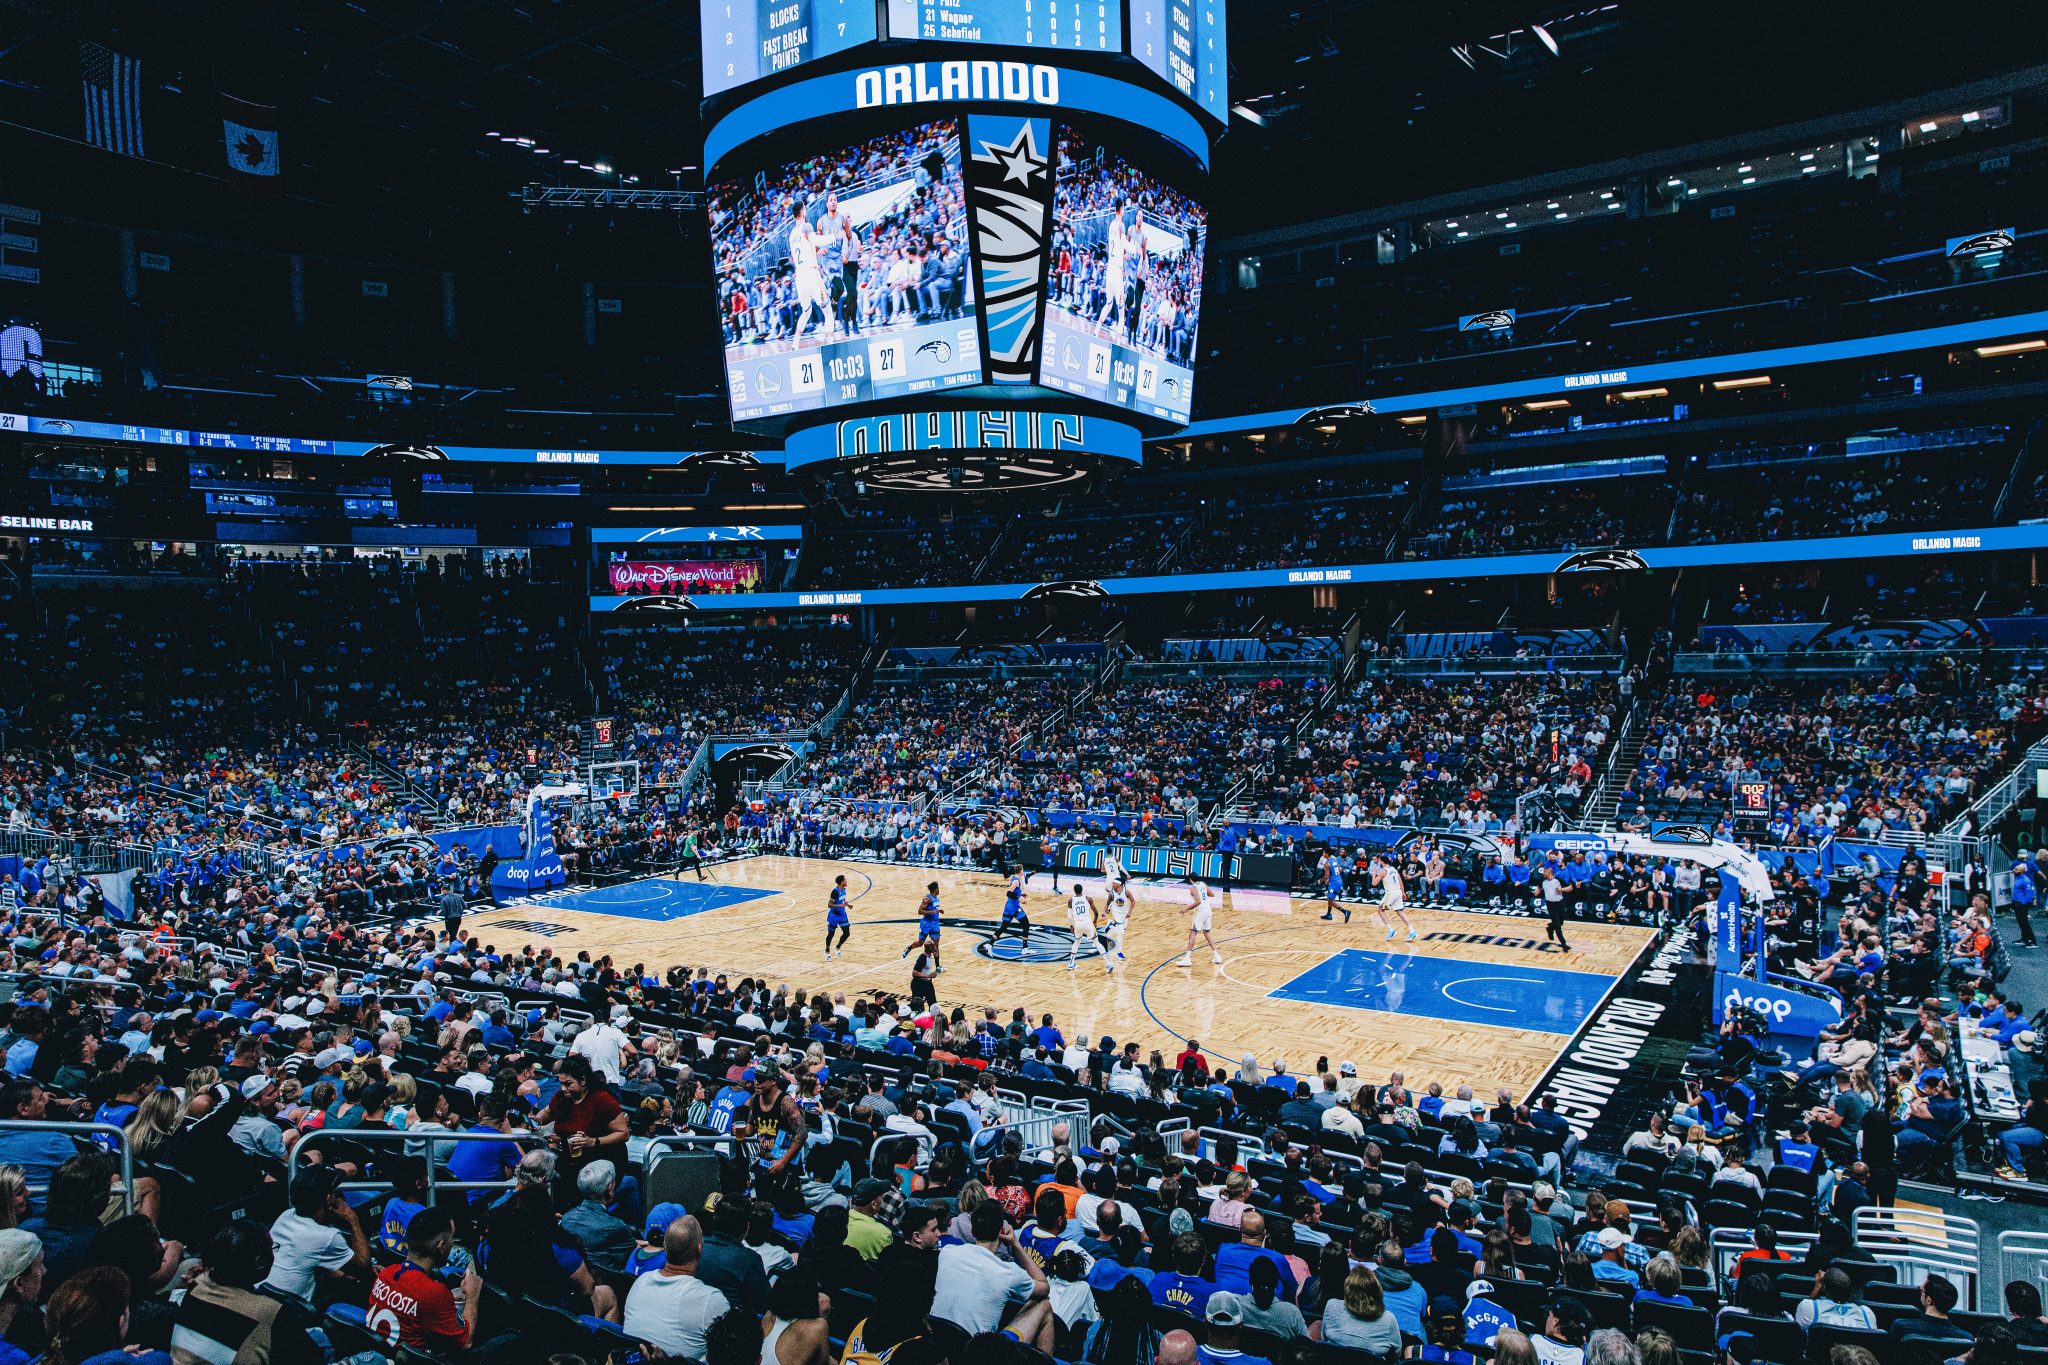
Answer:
787, 198, 832, 339
1371, 855, 1417, 941
1101, 876, 1132, 972
1319, 852, 1350, 923
1066, 883, 1098, 972
814, 191, 847, 335
991, 869, 1032, 949
1101, 848, 1128, 894
1179, 877, 1222, 967
901, 880, 943, 973
823, 873, 852, 960
1096, 200, 1131, 332
1122, 206, 1149, 347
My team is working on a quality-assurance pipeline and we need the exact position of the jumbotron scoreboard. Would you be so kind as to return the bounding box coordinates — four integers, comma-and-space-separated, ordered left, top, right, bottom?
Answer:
701, 1, 1223, 490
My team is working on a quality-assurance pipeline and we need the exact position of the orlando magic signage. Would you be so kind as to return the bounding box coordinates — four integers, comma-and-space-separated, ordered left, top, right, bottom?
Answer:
781, 410, 1140, 471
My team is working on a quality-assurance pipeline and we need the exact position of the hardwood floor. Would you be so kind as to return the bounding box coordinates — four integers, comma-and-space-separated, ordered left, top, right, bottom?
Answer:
460, 855, 1656, 1098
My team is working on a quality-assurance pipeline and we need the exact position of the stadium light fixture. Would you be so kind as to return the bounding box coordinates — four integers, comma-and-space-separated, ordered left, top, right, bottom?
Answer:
1741, 177, 1756, 185
594, 162, 614, 175
1531, 23, 1560, 57
1554, 212, 1567, 219
1619, 387, 1669, 399
1919, 121, 1938, 132
1962, 111, 1981, 123
1802, 166, 1817, 174
1456, 231, 1470, 237
1397, 415, 1428, 424
1523, 399, 1570, 410
1711, 375, 1772, 389
1798, 152, 1815, 161
1605, 202, 1622, 210
1316, 424, 1338, 434
1975, 340, 2045, 357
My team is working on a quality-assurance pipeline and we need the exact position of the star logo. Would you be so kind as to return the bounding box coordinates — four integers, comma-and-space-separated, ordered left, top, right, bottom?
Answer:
973, 122, 1045, 186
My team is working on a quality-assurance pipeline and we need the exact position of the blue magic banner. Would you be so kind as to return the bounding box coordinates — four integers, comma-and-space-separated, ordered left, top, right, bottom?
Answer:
703, 59, 1212, 171
591, 524, 804, 544
1177, 307, 2048, 438
591, 521, 2048, 614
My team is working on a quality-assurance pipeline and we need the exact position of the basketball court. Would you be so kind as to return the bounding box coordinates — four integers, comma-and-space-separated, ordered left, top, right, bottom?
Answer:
460, 855, 1657, 1098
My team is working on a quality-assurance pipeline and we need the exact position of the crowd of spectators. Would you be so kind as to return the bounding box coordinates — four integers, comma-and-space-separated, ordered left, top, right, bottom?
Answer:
1614, 660, 2046, 842
1264, 674, 1623, 832
1673, 455, 2003, 546
600, 629, 863, 786
796, 678, 1074, 804
0, 787, 2028, 1365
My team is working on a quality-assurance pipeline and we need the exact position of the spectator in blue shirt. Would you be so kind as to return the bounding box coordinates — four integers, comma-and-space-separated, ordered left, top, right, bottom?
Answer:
1213, 1212, 1298, 1301
1151, 1232, 1221, 1320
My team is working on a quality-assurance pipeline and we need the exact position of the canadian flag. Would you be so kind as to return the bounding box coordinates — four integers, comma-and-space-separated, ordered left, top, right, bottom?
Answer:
221, 94, 280, 192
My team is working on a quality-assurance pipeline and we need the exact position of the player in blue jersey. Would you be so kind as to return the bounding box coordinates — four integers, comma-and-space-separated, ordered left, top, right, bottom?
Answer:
824, 873, 852, 960
991, 869, 1031, 949
901, 880, 944, 973
1320, 853, 1351, 923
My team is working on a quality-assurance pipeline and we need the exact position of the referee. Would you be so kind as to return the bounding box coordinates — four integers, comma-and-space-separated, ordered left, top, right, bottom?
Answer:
1542, 866, 1571, 951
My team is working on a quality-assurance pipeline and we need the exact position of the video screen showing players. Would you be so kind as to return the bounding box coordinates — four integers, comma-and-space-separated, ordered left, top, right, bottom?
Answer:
710, 120, 984, 426
1037, 128, 1206, 424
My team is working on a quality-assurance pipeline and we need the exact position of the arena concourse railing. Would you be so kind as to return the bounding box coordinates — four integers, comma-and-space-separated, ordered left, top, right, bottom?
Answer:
1853, 1206, 1986, 1309
1366, 652, 1626, 677
1671, 645, 2042, 675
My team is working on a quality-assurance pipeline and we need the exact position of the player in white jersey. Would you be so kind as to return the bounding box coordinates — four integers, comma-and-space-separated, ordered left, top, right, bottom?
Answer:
1101, 879, 1132, 972
1066, 884, 1098, 972
1178, 878, 1222, 967
1372, 855, 1417, 941
1101, 848, 1128, 891
787, 200, 832, 337
1096, 202, 1131, 331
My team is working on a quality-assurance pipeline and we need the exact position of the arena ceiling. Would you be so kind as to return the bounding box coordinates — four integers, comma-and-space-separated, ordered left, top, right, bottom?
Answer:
0, 0, 2039, 234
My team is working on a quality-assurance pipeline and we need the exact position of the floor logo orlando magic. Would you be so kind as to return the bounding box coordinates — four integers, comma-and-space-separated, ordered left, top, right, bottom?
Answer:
966, 115, 1053, 384
878, 916, 1100, 965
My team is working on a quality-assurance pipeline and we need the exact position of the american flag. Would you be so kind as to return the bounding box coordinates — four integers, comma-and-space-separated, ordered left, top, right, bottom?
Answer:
80, 41, 145, 157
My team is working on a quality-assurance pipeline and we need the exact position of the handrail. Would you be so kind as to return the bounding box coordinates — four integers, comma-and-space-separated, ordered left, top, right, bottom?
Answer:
285, 1126, 547, 1204
1946, 728, 2048, 837
0, 1120, 135, 1213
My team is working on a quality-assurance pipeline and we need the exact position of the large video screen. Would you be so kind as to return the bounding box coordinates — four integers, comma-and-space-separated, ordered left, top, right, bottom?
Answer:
1129, 0, 1229, 122
1037, 129, 1206, 423
701, 0, 880, 97
711, 119, 983, 426
885, 0, 1122, 51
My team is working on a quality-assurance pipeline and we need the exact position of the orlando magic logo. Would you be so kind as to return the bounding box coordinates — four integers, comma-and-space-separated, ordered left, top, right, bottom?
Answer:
966, 115, 1053, 384
879, 916, 1098, 965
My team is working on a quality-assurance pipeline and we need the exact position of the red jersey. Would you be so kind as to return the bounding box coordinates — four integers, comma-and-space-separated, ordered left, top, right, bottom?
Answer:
368, 1263, 464, 1352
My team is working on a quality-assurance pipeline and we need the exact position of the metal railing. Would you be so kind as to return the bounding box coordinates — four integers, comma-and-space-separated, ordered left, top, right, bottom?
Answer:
286, 1126, 546, 1204
1996, 1230, 2048, 1306
0, 1120, 135, 1213
1946, 727, 2048, 837
1853, 1206, 1983, 1311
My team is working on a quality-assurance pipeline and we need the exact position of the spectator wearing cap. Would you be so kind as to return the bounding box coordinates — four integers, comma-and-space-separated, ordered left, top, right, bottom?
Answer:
226, 1074, 295, 1167
0, 1227, 44, 1361
1200, 1293, 1274, 1365
625, 1202, 689, 1276
560, 1159, 638, 1268
845, 1180, 895, 1260
1590, 1227, 1639, 1291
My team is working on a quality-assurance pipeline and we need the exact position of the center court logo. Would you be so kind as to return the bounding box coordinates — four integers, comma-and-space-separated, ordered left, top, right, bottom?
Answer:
879, 916, 1099, 965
